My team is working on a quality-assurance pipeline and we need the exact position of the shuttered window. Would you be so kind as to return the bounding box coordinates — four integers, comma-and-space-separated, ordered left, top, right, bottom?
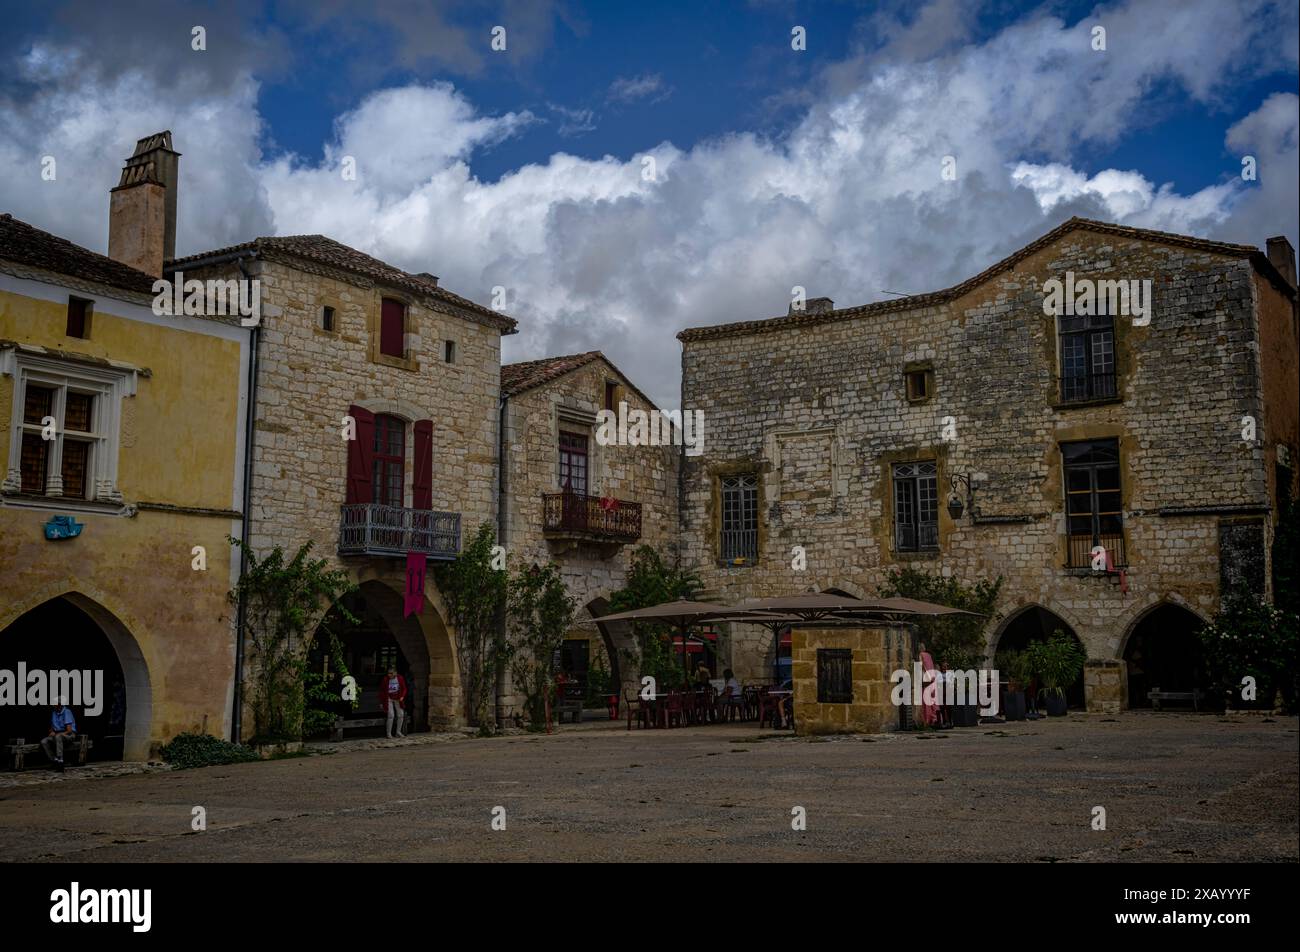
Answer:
380, 298, 405, 358
817, 648, 853, 703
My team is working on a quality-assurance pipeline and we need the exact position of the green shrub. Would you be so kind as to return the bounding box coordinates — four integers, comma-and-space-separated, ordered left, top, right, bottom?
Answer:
160, 732, 260, 769
1025, 630, 1087, 697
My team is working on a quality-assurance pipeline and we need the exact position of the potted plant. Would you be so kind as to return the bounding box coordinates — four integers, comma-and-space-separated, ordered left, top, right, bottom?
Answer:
996, 649, 1031, 721
1026, 630, 1086, 717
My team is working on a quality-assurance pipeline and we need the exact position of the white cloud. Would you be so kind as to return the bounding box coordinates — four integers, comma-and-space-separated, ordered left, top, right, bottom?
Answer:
608, 73, 671, 104
1, 0, 1296, 408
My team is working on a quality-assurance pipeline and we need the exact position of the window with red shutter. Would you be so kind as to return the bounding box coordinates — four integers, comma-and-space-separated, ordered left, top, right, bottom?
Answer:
345, 405, 375, 504
380, 298, 405, 358
372, 414, 405, 506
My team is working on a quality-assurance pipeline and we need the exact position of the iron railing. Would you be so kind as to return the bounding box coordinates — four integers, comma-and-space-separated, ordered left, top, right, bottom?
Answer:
542, 491, 642, 542
339, 503, 461, 559
1059, 372, 1117, 403
1066, 531, 1126, 569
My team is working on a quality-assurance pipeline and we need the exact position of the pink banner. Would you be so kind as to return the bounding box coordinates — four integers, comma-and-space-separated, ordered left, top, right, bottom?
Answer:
404, 551, 427, 618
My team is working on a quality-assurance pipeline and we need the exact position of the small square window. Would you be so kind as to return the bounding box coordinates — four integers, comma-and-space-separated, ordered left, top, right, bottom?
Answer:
321, 305, 335, 332
816, 648, 853, 703
905, 368, 932, 402
444, 340, 456, 363
66, 297, 92, 339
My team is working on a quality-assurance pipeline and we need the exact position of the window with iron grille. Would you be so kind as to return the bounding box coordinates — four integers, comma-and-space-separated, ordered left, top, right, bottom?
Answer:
1062, 438, 1125, 567
892, 461, 939, 552
720, 474, 758, 562
817, 648, 853, 703
371, 414, 405, 506
559, 431, 588, 495
1059, 311, 1116, 402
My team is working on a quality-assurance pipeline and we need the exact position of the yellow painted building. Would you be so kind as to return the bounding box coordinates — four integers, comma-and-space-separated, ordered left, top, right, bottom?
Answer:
0, 210, 250, 760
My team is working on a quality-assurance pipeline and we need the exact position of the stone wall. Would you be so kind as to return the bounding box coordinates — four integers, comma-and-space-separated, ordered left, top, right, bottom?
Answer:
681, 227, 1298, 710
502, 357, 679, 703
183, 256, 508, 730
791, 625, 913, 735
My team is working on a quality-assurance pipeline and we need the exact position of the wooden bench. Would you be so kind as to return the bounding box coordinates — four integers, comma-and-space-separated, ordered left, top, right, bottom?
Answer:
5, 736, 93, 771
554, 698, 583, 724
331, 716, 388, 741
1147, 688, 1205, 711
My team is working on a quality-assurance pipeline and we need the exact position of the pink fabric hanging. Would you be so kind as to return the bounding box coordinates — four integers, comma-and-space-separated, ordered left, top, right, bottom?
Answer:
919, 649, 940, 726
404, 551, 426, 618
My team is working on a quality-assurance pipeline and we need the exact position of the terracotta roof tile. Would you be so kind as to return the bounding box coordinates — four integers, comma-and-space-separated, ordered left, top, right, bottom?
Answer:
501, 351, 604, 396
677, 217, 1292, 343
0, 213, 158, 295
170, 234, 517, 333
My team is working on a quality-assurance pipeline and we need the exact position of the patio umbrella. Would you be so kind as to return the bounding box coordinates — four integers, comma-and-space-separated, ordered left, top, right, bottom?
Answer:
594, 599, 762, 682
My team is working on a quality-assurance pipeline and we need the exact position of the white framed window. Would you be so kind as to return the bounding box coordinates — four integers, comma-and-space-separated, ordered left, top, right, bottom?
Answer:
1, 348, 136, 506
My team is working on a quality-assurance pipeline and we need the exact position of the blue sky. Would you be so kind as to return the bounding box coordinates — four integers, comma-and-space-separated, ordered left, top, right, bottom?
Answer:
1, 0, 1297, 404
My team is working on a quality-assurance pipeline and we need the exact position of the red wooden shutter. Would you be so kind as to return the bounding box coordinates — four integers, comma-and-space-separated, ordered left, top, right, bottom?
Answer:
413, 419, 433, 509
346, 405, 375, 504
380, 298, 405, 357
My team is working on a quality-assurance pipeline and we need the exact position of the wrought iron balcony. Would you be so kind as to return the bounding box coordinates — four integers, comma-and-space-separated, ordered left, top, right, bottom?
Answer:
339, 503, 461, 560
542, 491, 642, 543
1066, 531, 1127, 569
1059, 372, 1118, 404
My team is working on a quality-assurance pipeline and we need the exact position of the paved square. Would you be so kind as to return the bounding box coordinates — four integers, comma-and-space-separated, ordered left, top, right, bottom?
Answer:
1, 713, 1295, 863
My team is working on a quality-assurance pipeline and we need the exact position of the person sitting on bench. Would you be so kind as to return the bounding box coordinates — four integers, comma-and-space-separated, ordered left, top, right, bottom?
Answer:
42, 700, 77, 772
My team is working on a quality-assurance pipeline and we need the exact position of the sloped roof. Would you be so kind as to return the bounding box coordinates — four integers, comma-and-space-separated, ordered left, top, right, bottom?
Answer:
501, 350, 603, 396
0, 213, 157, 295
677, 217, 1294, 343
170, 234, 517, 333
501, 349, 660, 411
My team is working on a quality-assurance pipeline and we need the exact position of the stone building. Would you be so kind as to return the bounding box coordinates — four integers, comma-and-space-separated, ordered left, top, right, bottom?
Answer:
499, 351, 679, 705
678, 218, 1299, 713
171, 230, 517, 735
0, 133, 251, 759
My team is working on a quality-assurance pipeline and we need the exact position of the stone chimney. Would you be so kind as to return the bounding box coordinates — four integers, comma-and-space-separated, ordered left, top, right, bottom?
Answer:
789, 296, 834, 316
108, 131, 180, 277
1266, 236, 1296, 290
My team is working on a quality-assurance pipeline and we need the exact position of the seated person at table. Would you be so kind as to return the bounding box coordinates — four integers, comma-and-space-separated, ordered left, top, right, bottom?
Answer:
720, 669, 742, 699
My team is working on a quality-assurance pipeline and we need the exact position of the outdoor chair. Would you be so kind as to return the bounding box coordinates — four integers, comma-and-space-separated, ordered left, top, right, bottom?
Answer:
625, 689, 651, 730
757, 688, 784, 729
663, 691, 685, 728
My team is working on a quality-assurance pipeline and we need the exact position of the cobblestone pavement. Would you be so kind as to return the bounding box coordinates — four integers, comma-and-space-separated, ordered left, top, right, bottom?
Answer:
0, 712, 1295, 862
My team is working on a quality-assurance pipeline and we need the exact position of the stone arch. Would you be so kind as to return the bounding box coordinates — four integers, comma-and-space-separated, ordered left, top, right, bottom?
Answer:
821, 581, 869, 599
986, 598, 1089, 658
1117, 597, 1210, 709
1113, 594, 1209, 662
0, 591, 153, 762
988, 602, 1087, 709
586, 596, 637, 700
337, 566, 460, 729
352, 397, 427, 423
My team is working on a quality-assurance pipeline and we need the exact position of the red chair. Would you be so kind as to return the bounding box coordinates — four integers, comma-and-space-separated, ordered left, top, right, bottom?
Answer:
757, 688, 784, 729
607, 693, 619, 720
663, 691, 685, 728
